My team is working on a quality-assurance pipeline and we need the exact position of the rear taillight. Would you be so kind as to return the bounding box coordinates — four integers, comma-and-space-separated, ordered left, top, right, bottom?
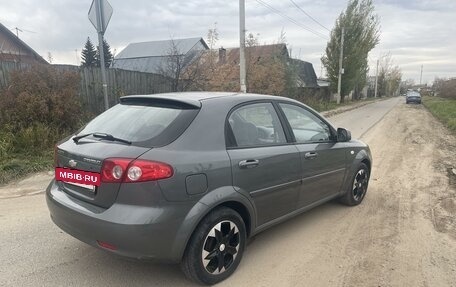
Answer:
101, 158, 173, 183
101, 158, 131, 183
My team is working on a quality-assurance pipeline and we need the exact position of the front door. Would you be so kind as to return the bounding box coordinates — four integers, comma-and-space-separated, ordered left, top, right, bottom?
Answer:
278, 103, 347, 208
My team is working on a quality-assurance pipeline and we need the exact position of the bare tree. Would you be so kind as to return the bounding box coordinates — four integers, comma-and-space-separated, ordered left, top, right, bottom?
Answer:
206, 23, 219, 71
377, 53, 402, 97
158, 39, 204, 92
433, 77, 456, 99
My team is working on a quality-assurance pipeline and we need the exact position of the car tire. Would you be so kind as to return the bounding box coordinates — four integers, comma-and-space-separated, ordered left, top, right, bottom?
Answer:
339, 163, 370, 206
181, 207, 246, 285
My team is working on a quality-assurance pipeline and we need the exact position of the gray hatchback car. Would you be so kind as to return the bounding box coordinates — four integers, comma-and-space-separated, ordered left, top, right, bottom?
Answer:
406, 91, 421, 104
47, 92, 372, 285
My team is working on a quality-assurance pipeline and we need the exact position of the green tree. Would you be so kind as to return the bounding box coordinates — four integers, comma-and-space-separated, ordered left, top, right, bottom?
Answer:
96, 39, 113, 68
80, 37, 97, 67
322, 0, 380, 102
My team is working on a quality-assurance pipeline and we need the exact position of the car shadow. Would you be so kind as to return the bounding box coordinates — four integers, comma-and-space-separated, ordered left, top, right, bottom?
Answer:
65, 200, 347, 286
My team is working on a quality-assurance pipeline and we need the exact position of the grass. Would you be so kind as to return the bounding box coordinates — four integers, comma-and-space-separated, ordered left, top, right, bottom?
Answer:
307, 101, 341, 112
423, 96, 456, 133
0, 150, 53, 185
305, 96, 379, 112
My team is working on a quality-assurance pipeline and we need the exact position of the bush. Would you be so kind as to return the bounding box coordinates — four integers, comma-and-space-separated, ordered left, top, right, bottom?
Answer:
0, 65, 84, 154
13, 123, 60, 153
434, 78, 456, 99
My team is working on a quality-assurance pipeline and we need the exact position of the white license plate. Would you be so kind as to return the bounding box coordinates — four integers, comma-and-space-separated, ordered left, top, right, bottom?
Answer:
65, 181, 96, 192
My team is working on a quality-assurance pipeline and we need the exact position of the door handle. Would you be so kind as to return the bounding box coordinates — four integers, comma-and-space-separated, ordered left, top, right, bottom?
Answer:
239, 159, 260, 168
304, 152, 318, 159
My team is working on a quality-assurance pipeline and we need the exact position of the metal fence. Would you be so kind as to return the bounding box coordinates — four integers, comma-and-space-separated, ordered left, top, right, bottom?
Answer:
0, 62, 172, 114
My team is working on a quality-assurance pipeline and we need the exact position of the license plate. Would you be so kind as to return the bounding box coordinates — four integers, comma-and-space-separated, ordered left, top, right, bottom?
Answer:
55, 167, 101, 187
65, 182, 96, 192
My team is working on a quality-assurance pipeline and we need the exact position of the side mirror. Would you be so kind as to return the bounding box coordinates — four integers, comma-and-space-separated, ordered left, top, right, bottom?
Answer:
337, 128, 351, 142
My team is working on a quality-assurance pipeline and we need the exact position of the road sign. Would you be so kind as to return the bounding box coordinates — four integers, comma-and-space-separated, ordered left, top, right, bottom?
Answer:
88, 0, 113, 111
88, 0, 113, 35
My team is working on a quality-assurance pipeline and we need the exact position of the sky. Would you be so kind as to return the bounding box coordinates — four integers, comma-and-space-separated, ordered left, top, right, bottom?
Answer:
1, 0, 455, 84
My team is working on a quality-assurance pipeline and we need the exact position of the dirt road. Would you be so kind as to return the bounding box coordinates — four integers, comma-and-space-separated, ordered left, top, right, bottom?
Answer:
1, 99, 455, 286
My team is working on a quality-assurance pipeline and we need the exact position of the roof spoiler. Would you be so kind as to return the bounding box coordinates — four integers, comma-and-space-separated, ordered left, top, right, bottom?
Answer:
120, 95, 201, 109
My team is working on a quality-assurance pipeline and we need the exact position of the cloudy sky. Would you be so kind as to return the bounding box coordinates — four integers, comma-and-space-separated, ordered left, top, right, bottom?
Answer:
1, 0, 455, 84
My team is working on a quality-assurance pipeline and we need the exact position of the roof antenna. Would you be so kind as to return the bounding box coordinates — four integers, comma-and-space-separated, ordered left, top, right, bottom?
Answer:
10, 27, 37, 39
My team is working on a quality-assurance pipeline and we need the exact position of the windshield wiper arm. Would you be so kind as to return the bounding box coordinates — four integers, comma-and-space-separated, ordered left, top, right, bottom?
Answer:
73, 132, 131, 145
73, 133, 93, 143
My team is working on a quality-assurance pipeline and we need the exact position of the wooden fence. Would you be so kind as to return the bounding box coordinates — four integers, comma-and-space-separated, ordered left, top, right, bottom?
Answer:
77, 67, 172, 114
0, 61, 30, 87
0, 62, 173, 114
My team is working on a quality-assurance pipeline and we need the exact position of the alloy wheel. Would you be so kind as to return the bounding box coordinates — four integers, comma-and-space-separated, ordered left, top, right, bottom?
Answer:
352, 169, 368, 201
201, 220, 240, 275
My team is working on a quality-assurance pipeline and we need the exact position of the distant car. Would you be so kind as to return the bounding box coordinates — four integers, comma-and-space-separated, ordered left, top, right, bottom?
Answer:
47, 92, 372, 285
406, 91, 421, 104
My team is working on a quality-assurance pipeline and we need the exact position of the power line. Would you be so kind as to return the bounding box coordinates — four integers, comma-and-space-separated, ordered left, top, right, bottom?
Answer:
256, 0, 327, 39
255, 0, 328, 40
289, 0, 330, 32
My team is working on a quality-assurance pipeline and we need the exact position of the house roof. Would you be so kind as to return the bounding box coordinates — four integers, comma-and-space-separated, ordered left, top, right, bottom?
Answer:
0, 22, 47, 64
292, 59, 318, 88
115, 37, 208, 59
112, 37, 208, 74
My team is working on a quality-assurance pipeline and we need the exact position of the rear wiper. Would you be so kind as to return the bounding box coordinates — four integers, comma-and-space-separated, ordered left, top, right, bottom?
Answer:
73, 132, 131, 145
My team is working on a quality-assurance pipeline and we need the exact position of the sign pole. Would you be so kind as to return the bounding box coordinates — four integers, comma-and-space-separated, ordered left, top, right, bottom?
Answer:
95, 0, 109, 111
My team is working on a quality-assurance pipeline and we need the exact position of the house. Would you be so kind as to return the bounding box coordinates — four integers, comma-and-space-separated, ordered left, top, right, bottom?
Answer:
317, 78, 330, 87
196, 43, 319, 89
0, 23, 47, 64
216, 43, 289, 65
112, 37, 208, 74
291, 59, 318, 88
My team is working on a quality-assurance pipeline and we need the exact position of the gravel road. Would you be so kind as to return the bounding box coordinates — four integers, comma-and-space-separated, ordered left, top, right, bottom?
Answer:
1, 98, 455, 286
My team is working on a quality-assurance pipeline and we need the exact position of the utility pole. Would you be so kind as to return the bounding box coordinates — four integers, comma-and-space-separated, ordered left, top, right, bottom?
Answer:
420, 65, 423, 85
239, 0, 247, 93
75, 49, 79, 65
374, 59, 379, 98
337, 27, 345, 104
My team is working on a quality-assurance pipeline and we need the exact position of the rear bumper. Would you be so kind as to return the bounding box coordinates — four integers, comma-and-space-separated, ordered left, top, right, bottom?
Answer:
406, 98, 421, 103
46, 180, 204, 263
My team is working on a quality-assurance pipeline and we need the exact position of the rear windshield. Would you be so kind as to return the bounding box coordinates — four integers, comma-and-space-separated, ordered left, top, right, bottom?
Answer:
77, 102, 199, 147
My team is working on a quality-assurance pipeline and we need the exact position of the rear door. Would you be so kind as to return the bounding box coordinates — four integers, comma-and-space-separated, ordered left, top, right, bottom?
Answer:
278, 103, 347, 208
226, 102, 301, 226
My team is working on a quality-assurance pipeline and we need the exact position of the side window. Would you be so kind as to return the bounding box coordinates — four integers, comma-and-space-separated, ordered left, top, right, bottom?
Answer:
279, 103, 331, 143
228, 103, 287, 147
